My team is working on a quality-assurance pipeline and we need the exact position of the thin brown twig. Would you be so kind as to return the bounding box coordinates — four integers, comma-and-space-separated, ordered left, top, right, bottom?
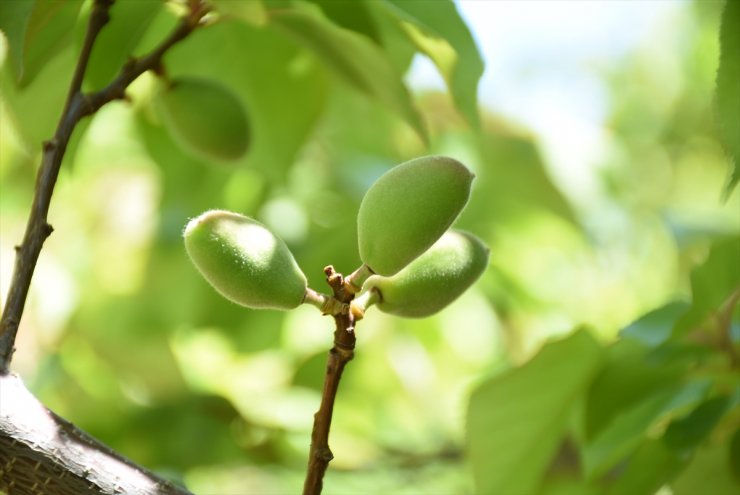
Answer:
0, 0, 208, 373
303, 266, 358, 495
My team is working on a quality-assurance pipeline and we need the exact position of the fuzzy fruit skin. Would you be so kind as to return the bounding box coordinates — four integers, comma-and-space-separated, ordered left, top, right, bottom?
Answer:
184, 210, 306, 310
357, 156, 474, 276
156, 77, 250, 162
365, 230, 489, 318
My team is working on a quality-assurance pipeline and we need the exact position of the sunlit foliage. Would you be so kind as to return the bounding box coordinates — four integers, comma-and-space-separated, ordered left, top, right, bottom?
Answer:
0, 1, 737, 493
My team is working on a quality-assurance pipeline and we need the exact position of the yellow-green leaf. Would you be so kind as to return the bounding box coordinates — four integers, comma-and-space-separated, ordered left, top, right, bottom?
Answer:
211, 0, 267, 26
382, 0, 484, 127
83, 0, 162, 90
467, 329, 604, 495
0, 0, 84, 87
271, 2, 426, 143
717, 0, 739, 197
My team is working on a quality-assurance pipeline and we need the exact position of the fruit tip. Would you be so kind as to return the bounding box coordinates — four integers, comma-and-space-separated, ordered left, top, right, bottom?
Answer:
183, 209, 234, 237
183, 216, 200, 237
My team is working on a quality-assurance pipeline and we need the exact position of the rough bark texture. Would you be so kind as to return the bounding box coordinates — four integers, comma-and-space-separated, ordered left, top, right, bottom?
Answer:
0, 373, 193, 495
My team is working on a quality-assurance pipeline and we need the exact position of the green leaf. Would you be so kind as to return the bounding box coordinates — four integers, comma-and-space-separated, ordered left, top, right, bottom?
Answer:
716, 0, 740, 197
583, 379, 711, 479
270, 1, 426, 142
83, 0, 162, 90
460, 133, 579, 231
381, 0, 484, 128
308, 0, 380, 43
606, 439, 688, 495
585, 339, 687, 441
466, 329, 604, 495
0, 42, 75, 148
672, 441, 740, 495
363, 0, 418, 74
731, 428, 740, 482
211, 0, 267, 25
542, 475, 604, 495
674, 235, 740, 337
664, 396, 731, 452
0, 0, 35, 79
0, 0, 84, 87
620, 301, 691, 348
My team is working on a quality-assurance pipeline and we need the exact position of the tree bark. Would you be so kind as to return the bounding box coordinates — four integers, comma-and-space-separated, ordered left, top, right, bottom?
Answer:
0, 373, 193, 495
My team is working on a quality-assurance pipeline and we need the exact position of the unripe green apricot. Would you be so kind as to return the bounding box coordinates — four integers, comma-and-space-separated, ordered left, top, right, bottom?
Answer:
364, 230, 489, 318
155, 77, 250, 162
184, 210, 307, 310
357, 156, 474, 276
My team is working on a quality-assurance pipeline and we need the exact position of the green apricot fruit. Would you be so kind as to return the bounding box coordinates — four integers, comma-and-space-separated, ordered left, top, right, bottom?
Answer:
357, 156, 474, 276
184, 210, 307, 310
364, 230, 489, 318
155, 77, 250, 162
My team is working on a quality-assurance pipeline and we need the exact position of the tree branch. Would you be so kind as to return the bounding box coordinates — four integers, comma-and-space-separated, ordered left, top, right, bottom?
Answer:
303, 266, 359, 495
0, 373, 192, 495
0, 0, 208, 373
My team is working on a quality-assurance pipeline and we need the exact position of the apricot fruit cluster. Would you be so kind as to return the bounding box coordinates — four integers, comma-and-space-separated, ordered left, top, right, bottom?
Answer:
184, 155, 488, 318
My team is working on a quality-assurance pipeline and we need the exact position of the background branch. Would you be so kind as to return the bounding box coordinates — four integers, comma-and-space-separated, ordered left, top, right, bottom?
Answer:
303, 266, 358, 495
0, 0, 207, 373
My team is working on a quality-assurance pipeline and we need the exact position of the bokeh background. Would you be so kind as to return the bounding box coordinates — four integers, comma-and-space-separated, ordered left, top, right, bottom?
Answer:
1, 1, 738, 494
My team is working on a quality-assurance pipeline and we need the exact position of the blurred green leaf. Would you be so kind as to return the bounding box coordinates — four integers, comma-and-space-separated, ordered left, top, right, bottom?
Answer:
585, 339, 687, 441
541, 477, 603, 495
620, 301, 690, 348
606, 439, 688, 495
211, 0, 267, 25
308, 0, 380, 43
0, 2, 94, 161
731, 427, 740, 482
0, 44, 79, 150
0, 0, 35, 79
583, 379, 710, 479
114, 394, 247, 469
664, 396, 731, 452
292, 351, 327, 392
716, 0, 739, 197
469, 133, 578, 227
83, 0, 162, 91
382, 0, 484, 127
362, 0, 417, 74
270, 1, 426, 142
672, 441, 740, 495
466, 329, 604, 495
0, 0, 83, 87
674, 235, 740, 337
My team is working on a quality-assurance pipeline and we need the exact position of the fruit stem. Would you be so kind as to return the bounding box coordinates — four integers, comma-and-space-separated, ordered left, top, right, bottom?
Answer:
303, 266, 357, 495
303, 288, 349, 316
343, 263, 374, 294
303, 288, 329, 310
349, 288, 380, 320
